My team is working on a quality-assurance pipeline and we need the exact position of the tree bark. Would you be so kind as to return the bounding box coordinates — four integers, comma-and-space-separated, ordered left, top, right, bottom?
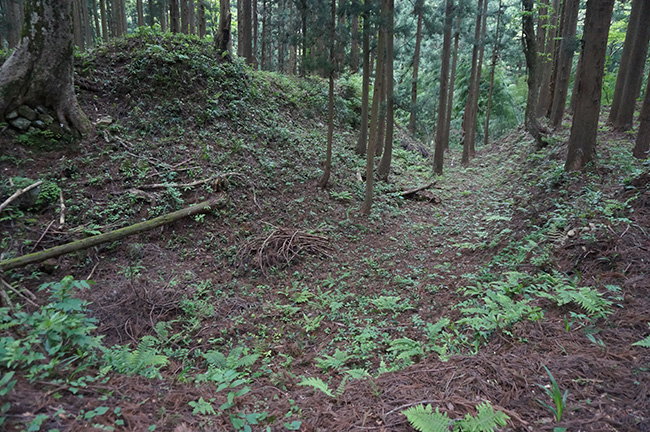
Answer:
443, 15, 460, 152
215, 0, 232, 58
238, 0, 253, 64
0, 197, 226, 272
170, 0, 180, 32
612, 0, 650, 131
536, 0, 560, 117
469, 0, 488, 156
361, 0, 388, 215
565, 0, 615, 171
522, 0, 545, 148
377, 0, 394, 181
197, 0, 206, 37
433, 0, 454, 176
549, 0, 579, 129
484, 0, 502, 146
634, 73, 650, 159
318, 0, 336, 188
408, 0, 424, 135
0, 0, 90, 137
350, 11, 359, 73
461, 0, 484, 166
137, 0, 145, 26
2, 0, 24, 48
356, 10, 370, 155
99, 0, 109, 40
608, 0, 643, 126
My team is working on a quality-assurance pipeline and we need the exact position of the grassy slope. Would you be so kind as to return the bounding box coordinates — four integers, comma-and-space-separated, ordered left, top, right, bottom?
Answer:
1, 33, 649, 431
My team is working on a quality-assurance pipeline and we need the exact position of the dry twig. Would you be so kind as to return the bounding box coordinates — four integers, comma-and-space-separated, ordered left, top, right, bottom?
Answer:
0, 180, 43, 213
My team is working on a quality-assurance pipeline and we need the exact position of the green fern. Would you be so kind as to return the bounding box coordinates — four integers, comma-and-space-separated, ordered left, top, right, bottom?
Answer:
403, 402, 508, 432
633, 324, 650, 347
102, 336, 168, 379
402, 404, 450, 432
297, 377, 333, 397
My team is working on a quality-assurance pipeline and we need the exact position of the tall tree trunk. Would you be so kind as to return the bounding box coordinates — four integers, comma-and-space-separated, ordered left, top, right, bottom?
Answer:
190, 0, 196, 34
469, 0, 488, 156
73, 0, 84, 50
461, 0, 484, 166
634, 74, 650, 159
215, 0, 232, 57
148, 0, 155, 26
536, 0, 560, 117
549, 0, 579, 129
484, 0, 502, 146
608, 0, 643, 126
137, 0, 145, 26
160, 0, 168, 31
377, 0, 394, 180
197, 0, 206, 37
565, 0, 615, 171
408, 0, 424, 134
443, 15, 460, 151
170, 0, 180, 32
319, 0, 336, 188
534, 0, 549, 98
522, 0, 545, 148
3, 0, 24, 48
252, 0, 258, 67
0, 0, 90, 136
362, 0, 388, 215
260, 0, 267, 68
82, 0, 92, 47
612, 0, 650, 131
180, 0, 189, 33
299, 0, 307, 76
350, 11, 360, 73
237, 0, 253, 64
99, 0, 109, 40
356, 11, 371, 155
433, 0, 454, 175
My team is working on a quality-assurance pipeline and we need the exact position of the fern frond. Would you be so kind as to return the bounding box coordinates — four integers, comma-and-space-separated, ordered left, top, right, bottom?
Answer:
402, 404, 449, 432
458, 401, 509, 431
633, 325, 650, 347
297, 377, 333, 397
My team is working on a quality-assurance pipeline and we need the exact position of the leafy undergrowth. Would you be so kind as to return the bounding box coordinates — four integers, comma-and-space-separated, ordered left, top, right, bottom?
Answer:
1, 32, 650, 432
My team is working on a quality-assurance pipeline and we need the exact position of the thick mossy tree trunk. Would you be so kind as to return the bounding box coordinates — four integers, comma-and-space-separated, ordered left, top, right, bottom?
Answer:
215, 0, 232, 58
0, 0, 90, 137
522, 0, 545, 149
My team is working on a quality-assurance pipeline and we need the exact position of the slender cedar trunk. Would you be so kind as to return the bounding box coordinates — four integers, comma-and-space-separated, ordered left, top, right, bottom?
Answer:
73, 0, 84, 50
180, 0, 189, 33
289, 2, 297, 75
240, 0, 253, 64
461, 0, 484, 166
0, 0, 90, 136
99, 0, 109, 40
522, 0, 545, 148
537, 0, 560, 117
565, 0, 615, 171
634, 72, 650, 158
215, 0, 232, 57
278, 0, 286, 72
608, 0, 643, 125
170, 0, 180, 32
93, 0, 101, 43
300, 0, 307, 76
375, 47, 388, 156
613, 0, 650, 131
408, 0, 424, 134
189, 0, 196, 34
197, 0, 206, 37
362, 0, 388, 215
253, 0, 258, 67
549, 0, 579, 129
120, 0, 127, 33
319, 0, 336, 188
434, 0, 454, 175
137, 0, 145, 26
260, 0, 267, 69
484, 0, 502, 146
160, 0, 168, 31
534, 0, 549, 99
356, 12, 371, 155
82, 0, 92, 47
148, 0, 155, 26
443, 16, 460, 151
350, 12, 360, 73
469, 0, 488, 156
377, 0, 394, 179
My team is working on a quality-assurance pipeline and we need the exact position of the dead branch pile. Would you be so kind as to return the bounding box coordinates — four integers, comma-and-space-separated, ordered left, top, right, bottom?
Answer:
236, 227, 332, 273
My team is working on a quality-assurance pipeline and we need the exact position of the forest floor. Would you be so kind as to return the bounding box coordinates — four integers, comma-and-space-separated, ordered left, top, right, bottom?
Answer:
1, 33, 650, 432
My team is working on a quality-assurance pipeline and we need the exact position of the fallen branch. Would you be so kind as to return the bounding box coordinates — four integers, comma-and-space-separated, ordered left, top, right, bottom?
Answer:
400, 181, 437, 198
1, 278, 38, 307
139, 173, 243, 190
0, 195, 227, 272
0, 180, 43, 214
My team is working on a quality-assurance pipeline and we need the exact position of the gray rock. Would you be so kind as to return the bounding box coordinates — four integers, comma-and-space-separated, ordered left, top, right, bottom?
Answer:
6, 110, 19, 120
33, 120, 46, 129
38, 113, 54, 125
35, 106, 48, 114
17, 105, 37, 121
10, 117, 31, 131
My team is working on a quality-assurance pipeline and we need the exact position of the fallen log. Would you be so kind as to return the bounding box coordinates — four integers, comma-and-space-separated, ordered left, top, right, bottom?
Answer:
400, 181, 437, 198
0, 195, 226, 272
0, 180, 43, 214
